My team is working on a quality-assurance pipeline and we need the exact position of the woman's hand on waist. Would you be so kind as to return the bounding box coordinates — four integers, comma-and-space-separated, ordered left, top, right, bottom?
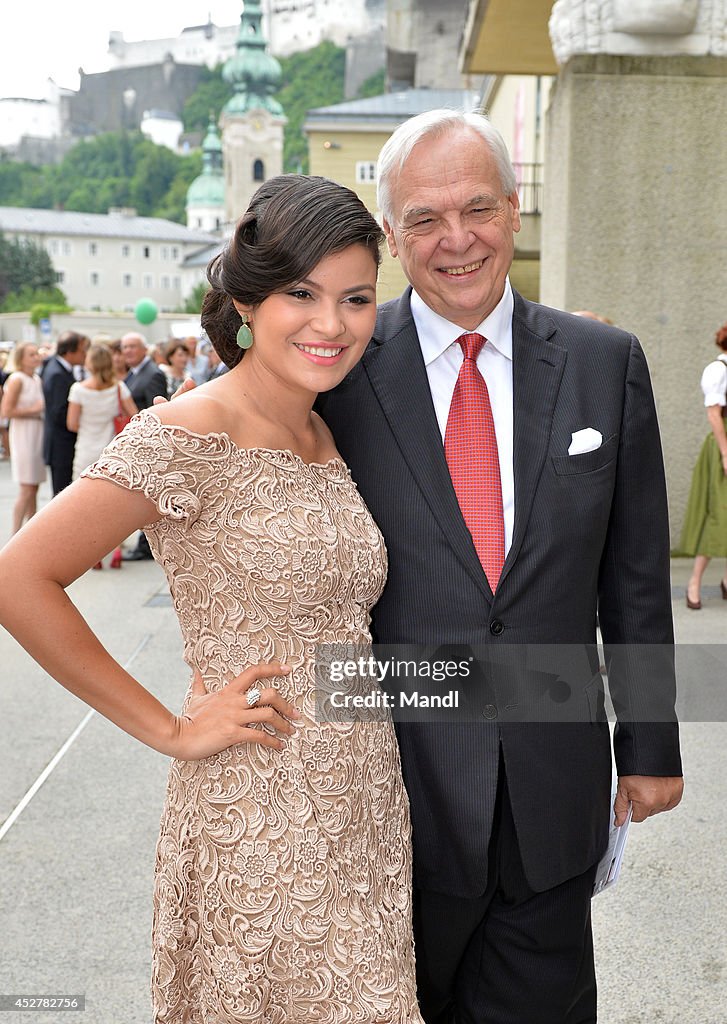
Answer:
169, 662, 301, 759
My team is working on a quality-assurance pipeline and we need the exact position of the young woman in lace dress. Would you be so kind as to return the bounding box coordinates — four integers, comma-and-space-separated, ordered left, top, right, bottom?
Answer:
0, 176, 422, 1024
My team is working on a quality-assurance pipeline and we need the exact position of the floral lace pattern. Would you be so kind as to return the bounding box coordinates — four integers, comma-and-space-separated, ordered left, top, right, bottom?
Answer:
83, 411, 422, 1024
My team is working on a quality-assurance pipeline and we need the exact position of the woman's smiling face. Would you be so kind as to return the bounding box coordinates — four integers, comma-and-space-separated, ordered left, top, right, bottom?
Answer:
234, 243, 378, 396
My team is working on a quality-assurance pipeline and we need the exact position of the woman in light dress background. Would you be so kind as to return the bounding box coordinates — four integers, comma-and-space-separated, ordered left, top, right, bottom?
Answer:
0, 341, 46, 535
67, 343, 137, 479
162, 339, 192, 397
681, 321, 727, 608
67, 343, 137, 569
0, 175, 422, 1024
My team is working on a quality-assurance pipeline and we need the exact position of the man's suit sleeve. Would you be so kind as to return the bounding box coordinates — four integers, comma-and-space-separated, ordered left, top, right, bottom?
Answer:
43, 367, 71, 431
136, 366, 168, 409
148, 368, 168, 404
597, 335, 682, 777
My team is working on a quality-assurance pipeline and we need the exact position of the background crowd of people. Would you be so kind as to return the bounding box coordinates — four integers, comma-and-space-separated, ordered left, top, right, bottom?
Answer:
0, 331, 227, 541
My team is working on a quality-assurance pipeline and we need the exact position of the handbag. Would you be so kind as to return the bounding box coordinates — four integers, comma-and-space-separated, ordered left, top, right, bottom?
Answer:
113, 384, 132, 435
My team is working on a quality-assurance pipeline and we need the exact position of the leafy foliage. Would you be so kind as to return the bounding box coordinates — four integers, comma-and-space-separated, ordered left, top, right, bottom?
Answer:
276, 41, 346, 173
356, 69, 385, 100
0, 231, 68, 313
0, 158, 47, 208
182, 41, 348, 172
184, 281, 209, 314
0, 134, 202, 223
182, 66, 231, 133
0, 40, 354, 218
0, 232, 59, 304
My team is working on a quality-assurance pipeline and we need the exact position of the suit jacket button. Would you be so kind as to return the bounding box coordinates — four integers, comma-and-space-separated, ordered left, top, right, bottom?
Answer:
483, 704, 498, 720
490, 619, 504, 636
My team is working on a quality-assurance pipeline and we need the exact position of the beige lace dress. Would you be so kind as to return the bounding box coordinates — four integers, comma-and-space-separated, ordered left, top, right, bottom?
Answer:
83, 410, 422, 1024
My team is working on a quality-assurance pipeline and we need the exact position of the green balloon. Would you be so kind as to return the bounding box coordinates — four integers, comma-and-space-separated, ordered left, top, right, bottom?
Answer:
134, 298, 158, 325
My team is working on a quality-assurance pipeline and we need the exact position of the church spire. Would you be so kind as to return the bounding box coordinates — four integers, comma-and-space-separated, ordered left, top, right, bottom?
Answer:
185, 115, 225, 231
222, 0, 283, 116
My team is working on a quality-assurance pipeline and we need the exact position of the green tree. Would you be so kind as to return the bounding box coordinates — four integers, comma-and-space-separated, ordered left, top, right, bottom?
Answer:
356, 69, 385, 99
153, 153, 203, 223
184, 281, 209, 314
276, 41, 346, 173
0, 159, 47, 207
0, 41, 351, 221
0, 286, 70, 316
182, 69, 231, 133
0, 231, 66, 311
130, 142, 182, 215
0, 132, 199, 222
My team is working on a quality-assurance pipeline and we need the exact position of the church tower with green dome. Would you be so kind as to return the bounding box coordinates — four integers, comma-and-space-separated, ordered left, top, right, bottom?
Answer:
186, 117, 226, 233
220, 0, 287, 224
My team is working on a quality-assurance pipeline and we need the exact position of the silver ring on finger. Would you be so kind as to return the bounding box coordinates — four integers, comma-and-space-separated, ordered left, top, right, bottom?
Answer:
246, 686, 262, 708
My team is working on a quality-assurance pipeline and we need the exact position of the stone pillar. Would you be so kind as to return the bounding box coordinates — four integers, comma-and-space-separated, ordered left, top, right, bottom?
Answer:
540, 53, 727, 541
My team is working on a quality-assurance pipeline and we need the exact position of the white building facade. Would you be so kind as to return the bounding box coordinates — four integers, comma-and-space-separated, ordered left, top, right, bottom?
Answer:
0, 207, 218, 313
106, 0, 384, 66
0, 80, 70, 150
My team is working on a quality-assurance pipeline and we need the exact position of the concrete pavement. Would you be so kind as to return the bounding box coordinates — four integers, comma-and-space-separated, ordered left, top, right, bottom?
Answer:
0, 458, 725, 1023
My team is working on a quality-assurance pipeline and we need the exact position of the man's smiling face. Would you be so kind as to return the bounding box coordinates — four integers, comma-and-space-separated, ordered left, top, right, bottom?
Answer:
383, 127, 521, 331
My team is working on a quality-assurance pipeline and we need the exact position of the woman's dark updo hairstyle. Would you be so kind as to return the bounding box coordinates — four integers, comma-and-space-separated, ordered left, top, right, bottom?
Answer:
202, 175, 384, 368
715, 323, 727, 352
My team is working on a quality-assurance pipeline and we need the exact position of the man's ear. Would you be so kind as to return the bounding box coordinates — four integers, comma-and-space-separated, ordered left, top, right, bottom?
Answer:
383, 217, 399, 260
508, 190, 521, 234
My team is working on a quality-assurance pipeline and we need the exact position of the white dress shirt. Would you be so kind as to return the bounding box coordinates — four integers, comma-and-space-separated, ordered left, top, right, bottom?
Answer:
411, 280, 515, 555
127, 355, 152, 379
700, 354, 727, 407
56, 354, 85, 382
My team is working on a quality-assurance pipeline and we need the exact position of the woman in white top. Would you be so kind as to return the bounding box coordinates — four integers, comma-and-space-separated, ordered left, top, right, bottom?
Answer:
680, 322, 727, 608
67, 344, 137, 568
67, 344, 137, 478
0, 342, 46, 535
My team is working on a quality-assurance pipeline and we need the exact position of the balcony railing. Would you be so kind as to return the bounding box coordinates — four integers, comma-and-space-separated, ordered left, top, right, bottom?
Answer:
513, 162, 543, 215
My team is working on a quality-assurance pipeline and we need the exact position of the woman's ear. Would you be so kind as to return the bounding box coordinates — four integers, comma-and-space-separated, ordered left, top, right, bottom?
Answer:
231, 299, 252, 320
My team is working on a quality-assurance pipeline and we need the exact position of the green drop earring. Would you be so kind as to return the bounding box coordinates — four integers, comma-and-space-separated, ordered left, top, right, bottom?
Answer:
236, 314, 253, 350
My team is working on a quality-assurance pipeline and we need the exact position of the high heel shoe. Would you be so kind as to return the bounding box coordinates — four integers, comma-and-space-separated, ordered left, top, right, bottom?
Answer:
721, 580, 727, 601
92, 561, 103, 571
110, 547, 123, 570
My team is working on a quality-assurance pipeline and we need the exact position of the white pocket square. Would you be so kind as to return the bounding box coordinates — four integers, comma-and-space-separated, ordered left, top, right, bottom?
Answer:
568, 428, 603, 456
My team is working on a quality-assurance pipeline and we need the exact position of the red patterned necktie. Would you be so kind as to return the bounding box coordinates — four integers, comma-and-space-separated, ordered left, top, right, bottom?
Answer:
444, 332, 505, 591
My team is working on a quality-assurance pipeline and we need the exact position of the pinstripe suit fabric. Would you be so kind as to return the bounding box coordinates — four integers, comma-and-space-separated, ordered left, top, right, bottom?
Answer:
317, 288, 681, 902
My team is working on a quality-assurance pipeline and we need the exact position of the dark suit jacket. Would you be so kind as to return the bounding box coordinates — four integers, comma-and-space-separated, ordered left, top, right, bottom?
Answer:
206, 363, 229, 381
126, 358, 168, 410
42, 356, 76, 467
317, 288, 681, 897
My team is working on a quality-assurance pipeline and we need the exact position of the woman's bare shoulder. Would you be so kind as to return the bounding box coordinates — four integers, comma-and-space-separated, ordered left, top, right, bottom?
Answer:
143, 381, 234, 437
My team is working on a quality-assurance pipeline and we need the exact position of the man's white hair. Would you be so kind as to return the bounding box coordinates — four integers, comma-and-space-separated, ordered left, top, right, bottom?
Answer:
121, 332, 148, 348
376, 108, 517, 224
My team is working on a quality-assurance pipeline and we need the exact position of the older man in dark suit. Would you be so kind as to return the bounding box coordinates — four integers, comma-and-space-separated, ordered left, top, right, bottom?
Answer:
121, 332, 168, 412
42, 331, 89, 495
317, 110, 683, 1024
120, 331, 168, 560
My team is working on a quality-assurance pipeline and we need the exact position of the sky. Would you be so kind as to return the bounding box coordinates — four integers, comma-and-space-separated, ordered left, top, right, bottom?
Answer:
0, 1, 245, 100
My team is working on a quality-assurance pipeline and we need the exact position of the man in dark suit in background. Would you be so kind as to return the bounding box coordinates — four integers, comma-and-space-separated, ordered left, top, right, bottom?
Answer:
317, 110, 683, 1023
121, 332, 168, 412
205, 343, 229, 380
42, 331, 89, 495
120, 331, 168, 561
